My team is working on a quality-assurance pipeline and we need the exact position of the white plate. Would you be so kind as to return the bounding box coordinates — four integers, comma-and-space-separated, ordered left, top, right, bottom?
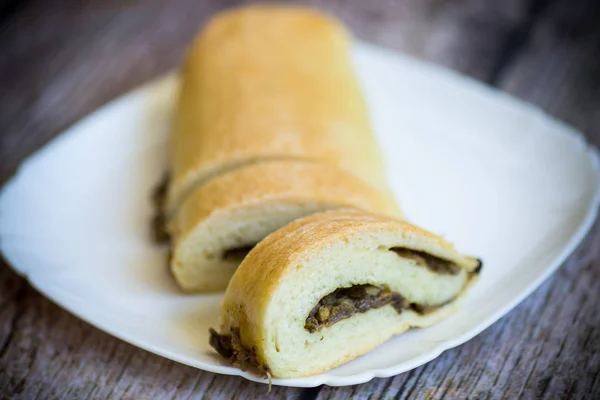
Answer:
1, 43, 599, 387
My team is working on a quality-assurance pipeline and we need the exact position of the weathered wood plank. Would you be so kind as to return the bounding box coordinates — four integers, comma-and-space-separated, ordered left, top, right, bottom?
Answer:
499, 0, 600, 148
0, 0, 598, 399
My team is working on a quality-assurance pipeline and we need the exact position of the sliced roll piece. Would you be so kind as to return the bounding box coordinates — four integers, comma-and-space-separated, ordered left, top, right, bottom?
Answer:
209, 209, 481, 378
169, 162, 401, 292
167, 5, 388, 215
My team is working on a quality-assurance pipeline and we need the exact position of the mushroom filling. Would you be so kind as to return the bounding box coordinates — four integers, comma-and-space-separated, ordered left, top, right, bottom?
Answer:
390, 248, 461, 275
304, 284, 448, 333
209, 327, 270, 377
222, 245, 257, 262
151, 174, 170, 244
304, 249, 466, 332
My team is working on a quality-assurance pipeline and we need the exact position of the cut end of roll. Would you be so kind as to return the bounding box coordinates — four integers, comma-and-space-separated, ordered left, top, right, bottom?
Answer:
212, 209, 481, 378
167, 161, 401, 292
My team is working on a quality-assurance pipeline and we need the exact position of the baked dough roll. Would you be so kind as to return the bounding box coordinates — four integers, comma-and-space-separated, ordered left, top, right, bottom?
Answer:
167, 5, 388, 215
169, 162, 400, 292
209, 209, 481, 378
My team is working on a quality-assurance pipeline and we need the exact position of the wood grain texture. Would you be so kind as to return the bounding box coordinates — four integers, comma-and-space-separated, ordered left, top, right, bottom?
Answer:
0, 0, 535, 181
0, 0, 599, 399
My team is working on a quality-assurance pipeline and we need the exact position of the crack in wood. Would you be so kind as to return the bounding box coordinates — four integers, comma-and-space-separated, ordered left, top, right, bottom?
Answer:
377, 374, 398, 397
298, 385, 323, 400
433, 348, 468, 398
104, 351, 136, 399
401, 363, 430, 399
183, 373, 206, 400
0, 283, 26, 360
385, 368, 419, 400
487, 0, 557, 85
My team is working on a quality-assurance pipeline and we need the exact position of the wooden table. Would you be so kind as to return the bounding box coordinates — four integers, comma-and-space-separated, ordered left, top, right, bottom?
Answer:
1, 0, 598, 398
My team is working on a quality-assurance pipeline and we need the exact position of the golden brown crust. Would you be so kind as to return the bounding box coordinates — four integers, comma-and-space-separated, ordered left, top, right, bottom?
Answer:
170, 161, 401, 239
167, 4, 388, 213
